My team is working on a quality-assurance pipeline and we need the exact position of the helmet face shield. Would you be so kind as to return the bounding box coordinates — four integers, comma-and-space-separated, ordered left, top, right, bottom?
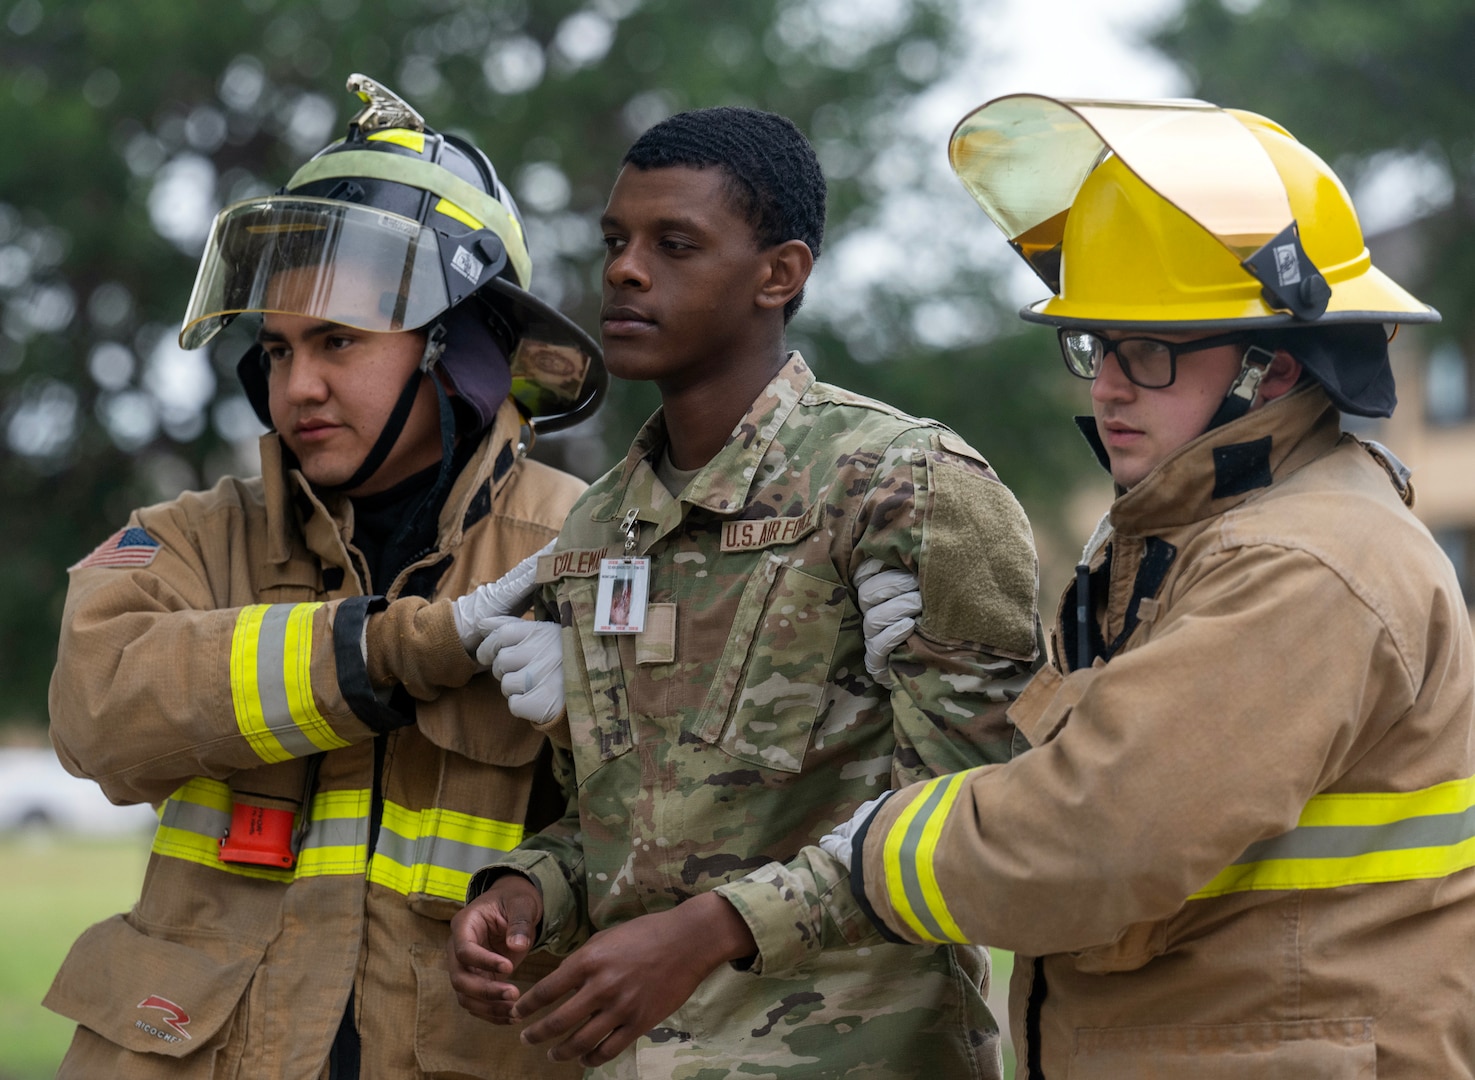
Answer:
180, 197, 453, 349
948, 94, 1439, 328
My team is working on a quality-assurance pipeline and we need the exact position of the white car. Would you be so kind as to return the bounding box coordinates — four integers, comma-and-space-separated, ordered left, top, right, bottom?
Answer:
0, 747, 158, 834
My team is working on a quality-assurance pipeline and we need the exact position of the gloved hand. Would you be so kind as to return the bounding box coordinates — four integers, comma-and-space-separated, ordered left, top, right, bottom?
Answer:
853, 557, 921, 688
817, 792, 893, 871
476, 616, 564, 727
451, 541, 555, 655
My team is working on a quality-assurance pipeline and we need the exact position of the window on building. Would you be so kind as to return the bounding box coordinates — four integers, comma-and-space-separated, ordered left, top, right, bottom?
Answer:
1433, 526, 1475, 604
1425, 341, 1473, 425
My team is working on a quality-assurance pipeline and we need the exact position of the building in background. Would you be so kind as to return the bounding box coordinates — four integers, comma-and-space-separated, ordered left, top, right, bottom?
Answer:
1363, 219, 1475, 615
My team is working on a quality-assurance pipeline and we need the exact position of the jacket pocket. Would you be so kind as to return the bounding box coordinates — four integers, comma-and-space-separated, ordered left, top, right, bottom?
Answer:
411, 943, 580, 1079
1072, 1018, 1376, 1079
1006, 663, 1098, 748
693, 554, 845, 773
563, 578, 633, 778
44, 913, 264, 1068
1071, 919, 1169, 973
417, 677, 549, 768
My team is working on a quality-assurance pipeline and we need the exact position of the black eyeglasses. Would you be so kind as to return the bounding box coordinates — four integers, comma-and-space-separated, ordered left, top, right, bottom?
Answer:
1058, 329, 1249, 389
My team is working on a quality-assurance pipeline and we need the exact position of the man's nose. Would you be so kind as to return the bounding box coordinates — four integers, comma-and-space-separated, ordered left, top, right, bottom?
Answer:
605, 245, 650, 291
1090, 348, 1135, 403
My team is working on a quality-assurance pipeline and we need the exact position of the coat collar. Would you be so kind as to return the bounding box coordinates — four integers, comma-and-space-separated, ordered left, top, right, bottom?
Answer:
1104, 384, 1343, 537
588, 353, 816, 540
261, 398, 526, 568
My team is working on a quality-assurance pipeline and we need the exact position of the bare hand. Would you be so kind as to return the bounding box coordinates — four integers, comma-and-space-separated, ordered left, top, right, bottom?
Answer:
513, 892, 757, 1068
447, 874, 544, 1024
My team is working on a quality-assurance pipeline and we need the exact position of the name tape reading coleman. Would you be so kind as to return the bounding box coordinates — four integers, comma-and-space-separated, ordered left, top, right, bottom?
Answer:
537, 547, 610, 583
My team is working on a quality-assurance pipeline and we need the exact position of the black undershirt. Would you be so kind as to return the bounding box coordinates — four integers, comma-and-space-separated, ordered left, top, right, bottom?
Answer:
327, 437, 476, 1078
348, 436, 476, 595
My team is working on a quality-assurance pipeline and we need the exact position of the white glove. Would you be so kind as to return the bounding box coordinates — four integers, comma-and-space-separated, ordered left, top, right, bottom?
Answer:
476, 615, 564, 727
853, 557, 921, 688
817, 792, 893, 872
451, 540, 555, 655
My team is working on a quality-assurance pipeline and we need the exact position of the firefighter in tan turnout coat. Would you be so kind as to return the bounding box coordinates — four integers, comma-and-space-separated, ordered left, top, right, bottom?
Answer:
831, 96, 1475, 1078
43, 76, 602, 1079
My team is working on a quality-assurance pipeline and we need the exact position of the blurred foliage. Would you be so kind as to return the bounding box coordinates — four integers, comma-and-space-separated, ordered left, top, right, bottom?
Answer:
0, 0, 1088, 729
1154, 0, 1475, 342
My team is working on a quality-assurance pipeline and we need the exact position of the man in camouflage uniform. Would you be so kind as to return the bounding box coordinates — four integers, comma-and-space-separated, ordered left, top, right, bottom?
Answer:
447, 107, 1040, 1077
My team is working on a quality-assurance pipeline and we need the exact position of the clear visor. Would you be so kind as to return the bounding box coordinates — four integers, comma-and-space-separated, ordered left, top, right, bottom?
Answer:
179, 196, 451, 349
948, 95, 1296, 288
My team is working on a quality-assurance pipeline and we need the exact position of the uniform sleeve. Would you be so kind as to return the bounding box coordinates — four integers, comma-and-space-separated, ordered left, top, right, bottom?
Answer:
468, 739, 595, 956
855, 543, 1415, 956
48, 505, 477, 807
468, 590, 594, 954
714, 430, 1042, 974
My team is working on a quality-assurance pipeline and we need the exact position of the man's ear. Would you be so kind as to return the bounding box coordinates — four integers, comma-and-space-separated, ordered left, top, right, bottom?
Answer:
755, 239, 814, 312
1257, 348, 1304, 403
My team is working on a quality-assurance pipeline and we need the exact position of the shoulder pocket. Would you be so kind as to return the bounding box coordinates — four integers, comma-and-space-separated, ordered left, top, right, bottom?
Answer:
693, 554, 846, 774
44, 913, 264, 1062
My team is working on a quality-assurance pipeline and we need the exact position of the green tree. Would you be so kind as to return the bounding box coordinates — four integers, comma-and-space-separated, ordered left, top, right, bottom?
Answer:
1153, 0, 1473, 338
0, 0, 1085, 730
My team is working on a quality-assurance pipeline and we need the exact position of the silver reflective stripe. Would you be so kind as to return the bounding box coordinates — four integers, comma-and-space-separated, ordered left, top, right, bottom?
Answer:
254, 605, 322, 761
1232, 805, 1475, 865
159, 795, 228, 838
375, 826, 504, 878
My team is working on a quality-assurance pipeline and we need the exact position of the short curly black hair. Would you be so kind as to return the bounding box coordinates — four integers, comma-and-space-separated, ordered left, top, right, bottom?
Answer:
622, 106, 826, 322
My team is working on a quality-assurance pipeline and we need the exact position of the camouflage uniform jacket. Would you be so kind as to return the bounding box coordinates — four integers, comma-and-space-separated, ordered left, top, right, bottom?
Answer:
44, 401, 584, 1080
479, 354, 1040, 1078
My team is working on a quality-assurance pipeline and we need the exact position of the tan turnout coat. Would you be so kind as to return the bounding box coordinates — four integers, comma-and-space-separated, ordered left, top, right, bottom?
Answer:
45, 402, 584, 1079
859, 385, 1475, 1078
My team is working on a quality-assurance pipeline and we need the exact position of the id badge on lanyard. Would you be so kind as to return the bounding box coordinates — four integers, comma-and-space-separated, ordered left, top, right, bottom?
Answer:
596, 508, 650, 634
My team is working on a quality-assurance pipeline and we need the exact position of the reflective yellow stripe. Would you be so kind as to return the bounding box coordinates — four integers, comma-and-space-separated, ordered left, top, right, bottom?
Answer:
281, 604, 348, 753
369, 802, 524, 902
883, 772, 972, 944
367, 128, 425, 153
433, 197, 482, 230
296, 788, 370, 877
230, 605, 289, 762
1297, 773, 1475, 827
150, 778, 294, 882
229, 603, 349, 764
1191, 773, 1475, 899
149, 782, 519, 898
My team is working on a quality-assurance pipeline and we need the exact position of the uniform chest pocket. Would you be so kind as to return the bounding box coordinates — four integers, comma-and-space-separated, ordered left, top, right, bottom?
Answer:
562, 580, 633, 777
693, 554, 847, 774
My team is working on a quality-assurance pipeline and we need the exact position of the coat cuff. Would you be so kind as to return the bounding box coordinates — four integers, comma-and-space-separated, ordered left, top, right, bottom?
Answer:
712, 862, 815, 977
332, 596, 414, 733
853, 785, 920, 945
473, 850, 580, 953
365, 596, 480, 699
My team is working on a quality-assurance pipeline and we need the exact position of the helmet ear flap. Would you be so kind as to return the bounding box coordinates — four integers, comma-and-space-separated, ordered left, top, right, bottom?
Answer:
236, 344, 275, 429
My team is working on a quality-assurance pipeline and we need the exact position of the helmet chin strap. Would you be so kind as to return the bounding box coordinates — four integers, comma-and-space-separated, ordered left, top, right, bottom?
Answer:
316, 325, 448, 495
1205, 344, 1276, 432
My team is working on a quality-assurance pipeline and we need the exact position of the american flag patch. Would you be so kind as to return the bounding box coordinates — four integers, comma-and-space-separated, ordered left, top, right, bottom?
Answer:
73, 526, 162, 570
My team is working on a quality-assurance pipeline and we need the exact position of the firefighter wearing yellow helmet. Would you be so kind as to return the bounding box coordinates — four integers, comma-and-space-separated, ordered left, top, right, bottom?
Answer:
43, 75, 592, 1079
826, 96, 1475, 1078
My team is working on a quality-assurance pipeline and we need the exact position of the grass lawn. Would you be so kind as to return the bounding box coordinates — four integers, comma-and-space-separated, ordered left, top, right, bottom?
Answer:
0, 831, 1018, 1078
0, 832, 148, 1080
